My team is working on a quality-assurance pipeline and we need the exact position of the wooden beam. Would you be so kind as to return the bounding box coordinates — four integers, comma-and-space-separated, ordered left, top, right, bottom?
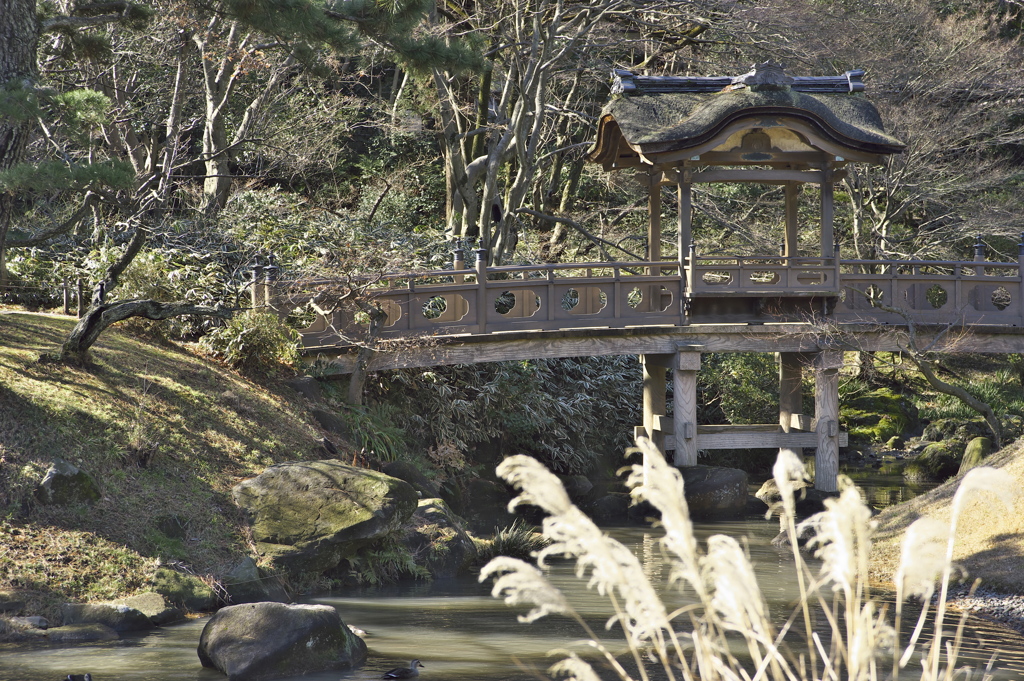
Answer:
820, 164, 835, 257
312, 324, 1024, 374
678, 167, 692, 267
779, 353, 804, 429
663, 426, 847, 451
779, 350, 805, 465
642, 354, 670, 454
648, 171, 663, 267
692, 169, 828, 184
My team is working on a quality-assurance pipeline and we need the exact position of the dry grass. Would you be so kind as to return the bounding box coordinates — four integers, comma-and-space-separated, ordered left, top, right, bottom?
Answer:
483, 441, 1016, 681
871, 439, 1024, 592
0, 312, 327, 619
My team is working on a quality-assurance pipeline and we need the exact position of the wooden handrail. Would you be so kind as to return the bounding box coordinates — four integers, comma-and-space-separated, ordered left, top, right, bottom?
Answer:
263, 256, 1024, 347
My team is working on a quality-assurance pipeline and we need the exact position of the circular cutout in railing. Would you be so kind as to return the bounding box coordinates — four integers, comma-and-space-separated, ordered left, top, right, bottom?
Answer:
562, 287, 608, 314
701, 270, 732, 285
627, 287, 643, 309
993, 286, 1012, 311
495, 290, 541, 317
864, 284, 884, 305
285, 302, 318, 330
495, 290, 516, 314
422, 295, 448, 319
926, 284, 948, 309
350, 301, 402, 327
562, 288, 580, 311
749, 270, 780, 285
652, 286, 673, 312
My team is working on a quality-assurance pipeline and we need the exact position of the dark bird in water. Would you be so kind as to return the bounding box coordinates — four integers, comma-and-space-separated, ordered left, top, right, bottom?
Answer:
383, 660, 424, 679
65, 675, 92, 681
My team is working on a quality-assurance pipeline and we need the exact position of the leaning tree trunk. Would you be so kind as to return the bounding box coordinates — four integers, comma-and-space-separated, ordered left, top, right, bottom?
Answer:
60, 299, 235, 364
346, 303, 388, 406
0, 0, 40, 286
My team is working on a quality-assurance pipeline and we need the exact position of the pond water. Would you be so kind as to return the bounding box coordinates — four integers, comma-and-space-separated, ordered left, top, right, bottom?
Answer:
3, 471, 1024, 681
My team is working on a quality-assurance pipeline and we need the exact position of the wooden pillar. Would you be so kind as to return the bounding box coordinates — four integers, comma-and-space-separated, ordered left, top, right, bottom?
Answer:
813, 351, 842, 492
641, 354, 671, 456
677, 166, 692, 317
779, 352, 803, 463
1018, 235, 1024, 328
648, 171, 662, 265
673, 349, 700, 466
475, 247, 488, 333
251, 265, 265, 308
677, 165, 692, 259
784, 182, 799, 258
820, 164, 834, 257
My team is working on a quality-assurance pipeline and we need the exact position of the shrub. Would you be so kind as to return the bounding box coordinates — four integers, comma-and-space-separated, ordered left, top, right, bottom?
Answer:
474, 519, 549, 564
200, 310, 299, 374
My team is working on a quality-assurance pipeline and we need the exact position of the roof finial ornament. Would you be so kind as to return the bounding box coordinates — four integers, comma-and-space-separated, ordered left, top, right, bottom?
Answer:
731, 62, 794, 92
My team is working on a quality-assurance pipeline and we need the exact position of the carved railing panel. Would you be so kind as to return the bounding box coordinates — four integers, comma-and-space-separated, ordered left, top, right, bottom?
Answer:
834, 259, 1024, 326
689, 256, 839, 296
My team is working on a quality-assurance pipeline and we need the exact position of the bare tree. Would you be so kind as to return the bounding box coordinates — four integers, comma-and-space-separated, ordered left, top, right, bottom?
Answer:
430, 0, 742, 264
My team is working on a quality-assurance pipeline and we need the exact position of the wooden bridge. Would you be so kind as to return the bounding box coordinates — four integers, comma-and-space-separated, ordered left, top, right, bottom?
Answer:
255, 248, 1024, 495
256, 64, 1024, 493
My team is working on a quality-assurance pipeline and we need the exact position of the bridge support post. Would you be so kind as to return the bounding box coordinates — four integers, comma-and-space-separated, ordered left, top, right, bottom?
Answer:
813, 351, 842, 492
641, 354, 671, 455
672, 348, 700, 466
779, 352, 804, 466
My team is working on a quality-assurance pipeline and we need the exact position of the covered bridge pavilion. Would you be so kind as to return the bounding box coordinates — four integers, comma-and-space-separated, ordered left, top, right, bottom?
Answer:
587, 62, 905, 491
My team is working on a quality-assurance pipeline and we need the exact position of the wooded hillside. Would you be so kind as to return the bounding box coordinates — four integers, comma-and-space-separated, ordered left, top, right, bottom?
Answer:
3, 0, 1024, 316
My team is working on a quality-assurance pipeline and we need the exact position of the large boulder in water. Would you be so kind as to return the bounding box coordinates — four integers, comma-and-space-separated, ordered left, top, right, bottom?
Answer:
678, 465, 748, 519
233, 460, 418, 574
197, 602, 367, 681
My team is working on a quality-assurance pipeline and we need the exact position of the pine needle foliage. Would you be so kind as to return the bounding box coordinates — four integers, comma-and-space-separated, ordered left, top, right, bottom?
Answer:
482, 441, 1015, 681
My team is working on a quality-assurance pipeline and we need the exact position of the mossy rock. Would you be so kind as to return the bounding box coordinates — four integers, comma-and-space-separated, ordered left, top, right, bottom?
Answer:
33, 459, 101, 506
957, 437, 992, 476
904, 441, 964, 482
841, 389, 919, 444
150, 567, 217, 612
401, 498, 478, 578
233, 460, 418, 575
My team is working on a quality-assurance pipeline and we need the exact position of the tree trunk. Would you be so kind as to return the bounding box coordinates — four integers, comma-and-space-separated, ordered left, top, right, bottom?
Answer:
60, 299, 235, 364
346, 303, 388, 405
0, 0, 40, 286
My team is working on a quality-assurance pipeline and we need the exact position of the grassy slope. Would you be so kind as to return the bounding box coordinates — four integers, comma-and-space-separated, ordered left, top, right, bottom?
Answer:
870, 439, 1024, 592
0, 312, 327, 618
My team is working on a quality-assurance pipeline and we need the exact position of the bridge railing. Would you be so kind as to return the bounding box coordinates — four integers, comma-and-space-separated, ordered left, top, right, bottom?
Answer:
834, 258, 1024, 327
269, 260, 687, 347
688, 254, 839, 296
261, 252, 1024, 348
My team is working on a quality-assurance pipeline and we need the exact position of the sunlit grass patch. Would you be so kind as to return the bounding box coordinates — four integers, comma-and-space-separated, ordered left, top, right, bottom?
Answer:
0, 312, 328, 618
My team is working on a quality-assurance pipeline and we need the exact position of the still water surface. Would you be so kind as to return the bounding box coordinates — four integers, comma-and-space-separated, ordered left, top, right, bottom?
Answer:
3, 473, 1023, 681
